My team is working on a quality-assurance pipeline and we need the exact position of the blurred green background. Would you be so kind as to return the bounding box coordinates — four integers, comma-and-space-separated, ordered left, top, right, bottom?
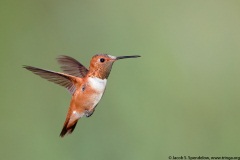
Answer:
1, 0, 240, 159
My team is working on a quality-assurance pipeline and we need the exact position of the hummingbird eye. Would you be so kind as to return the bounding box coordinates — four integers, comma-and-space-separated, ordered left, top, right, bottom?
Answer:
100, 58, 105, 63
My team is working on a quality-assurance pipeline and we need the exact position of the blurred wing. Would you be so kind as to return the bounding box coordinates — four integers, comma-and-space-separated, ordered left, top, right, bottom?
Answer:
23, 66, 77, 95
57, 55, 89, 78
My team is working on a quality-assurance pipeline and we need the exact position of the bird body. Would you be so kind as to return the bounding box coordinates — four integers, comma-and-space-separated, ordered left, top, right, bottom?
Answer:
24, 54, 140, 137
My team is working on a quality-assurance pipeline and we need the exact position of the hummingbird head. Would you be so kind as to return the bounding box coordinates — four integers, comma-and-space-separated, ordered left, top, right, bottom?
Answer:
89, 54, 140, 79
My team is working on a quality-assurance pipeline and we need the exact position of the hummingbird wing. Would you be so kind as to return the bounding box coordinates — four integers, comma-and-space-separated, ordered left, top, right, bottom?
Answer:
23, 66, 78, 95
57, 55, 89, 78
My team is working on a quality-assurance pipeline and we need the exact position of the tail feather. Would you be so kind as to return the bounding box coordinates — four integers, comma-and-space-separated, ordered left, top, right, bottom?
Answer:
60, 118, 79, 137
59, 108, 84, 137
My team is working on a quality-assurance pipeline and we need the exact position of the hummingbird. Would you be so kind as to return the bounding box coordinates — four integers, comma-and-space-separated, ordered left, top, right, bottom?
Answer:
23, 54, 140, 137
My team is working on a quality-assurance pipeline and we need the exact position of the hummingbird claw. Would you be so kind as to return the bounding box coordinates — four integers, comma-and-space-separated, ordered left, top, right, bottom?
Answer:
85, 109, 95, 117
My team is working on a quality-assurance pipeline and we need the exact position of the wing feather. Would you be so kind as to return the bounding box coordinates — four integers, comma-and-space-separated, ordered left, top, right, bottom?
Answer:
23, 66, 78, 95
57, 55, 88, 78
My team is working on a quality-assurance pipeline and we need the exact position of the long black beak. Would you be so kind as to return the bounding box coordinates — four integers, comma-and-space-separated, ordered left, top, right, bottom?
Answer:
116, 55, 141, 60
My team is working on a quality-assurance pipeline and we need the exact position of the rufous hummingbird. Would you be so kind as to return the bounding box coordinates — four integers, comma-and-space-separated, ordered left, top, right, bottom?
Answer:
23, 54, 140, 137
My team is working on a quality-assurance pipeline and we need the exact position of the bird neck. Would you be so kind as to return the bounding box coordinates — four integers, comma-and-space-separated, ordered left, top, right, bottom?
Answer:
88, 69, 111, 80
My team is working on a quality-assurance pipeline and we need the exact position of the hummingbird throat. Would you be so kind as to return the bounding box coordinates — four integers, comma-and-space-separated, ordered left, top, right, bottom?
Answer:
90, 66, 113, 79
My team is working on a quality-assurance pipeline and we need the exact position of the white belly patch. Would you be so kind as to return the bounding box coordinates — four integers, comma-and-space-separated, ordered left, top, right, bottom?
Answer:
88, 77, 107, 107
88, 77, 107, 93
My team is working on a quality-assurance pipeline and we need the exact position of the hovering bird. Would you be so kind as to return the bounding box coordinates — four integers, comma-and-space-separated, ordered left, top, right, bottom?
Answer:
23, 54, 140, 137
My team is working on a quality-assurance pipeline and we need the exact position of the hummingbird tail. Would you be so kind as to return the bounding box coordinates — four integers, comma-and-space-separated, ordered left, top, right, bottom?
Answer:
60, 118, 79, 137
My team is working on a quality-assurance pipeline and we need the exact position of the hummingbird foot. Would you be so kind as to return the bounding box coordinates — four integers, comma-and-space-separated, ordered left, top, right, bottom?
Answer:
85, 109, 95, 118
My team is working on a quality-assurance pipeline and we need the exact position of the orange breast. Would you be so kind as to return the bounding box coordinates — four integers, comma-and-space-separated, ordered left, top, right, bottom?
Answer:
71, 77, 107, 113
